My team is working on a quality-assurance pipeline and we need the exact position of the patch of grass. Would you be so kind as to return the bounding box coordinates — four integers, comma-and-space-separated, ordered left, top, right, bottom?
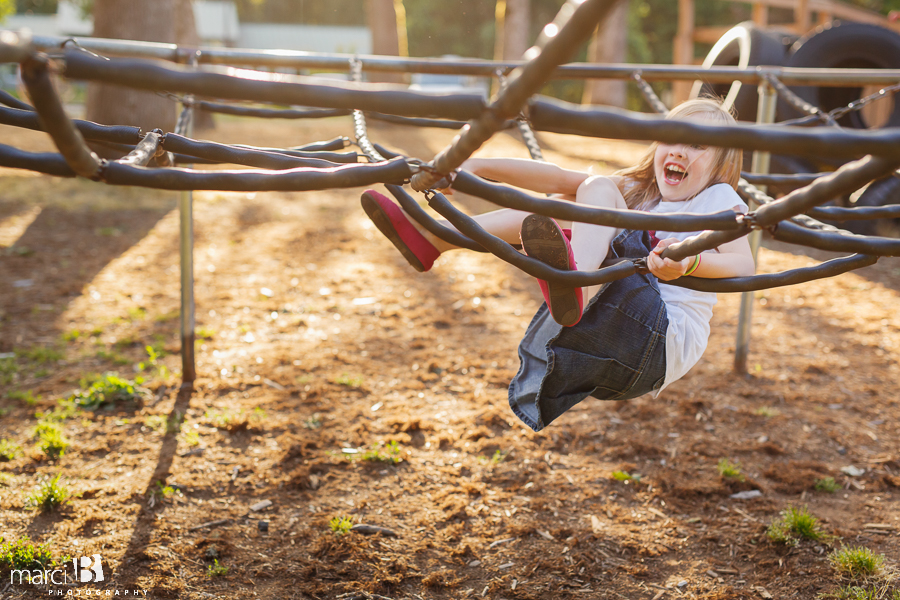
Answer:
71, 373, 145, 411
181, 430, 200, 447
0, 356, 18, 385
24, 473, 73, 512
767, 505, 827, 546
829, 546, 885, 579
35, 398, 79, 423
17, 345, 64, 364
819, 585, 899, 600
717, 458, 745, 481
206, 559, 228, 577
196, 327, 216, 340
329, 516, 353, 535
361, 440, 402, 464
154, 310, 180, 323
0, 472, 14, 486
333, 373, 364, 388
204, 407, 242, 429
94, 348, 131, 366
611, 470, 641, 482
148, 480, 181, 506
145, 412, 183, 435
7, 389, 38, 406
754, 406, 780, 417
127, 307, 148, 321
138, 345, 170, 381
816, 477, 842, 493
61, 329, 82, 342
33, 421, 69, 459
0, 536, 56, 573
0, 439, 23, 461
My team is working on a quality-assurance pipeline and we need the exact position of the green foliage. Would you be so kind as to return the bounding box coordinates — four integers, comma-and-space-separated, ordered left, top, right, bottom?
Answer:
816, 477, 842, 493
15, 0, 58, 14
0, 438, 22, 461
33, 421, 68, 459
754, 406, 780, 417
361, 440, 402, 464
138, 345, 170, 380
333, 373, 364, 387
145, 411, 182, 435
819, 585, 899, 600
767, 505, 826, 546
149, 480, 180, 504
329, 515, 353, 536
829, 546, 885, 579
717, 458, 745, 480
611, 470, 641, 482
206, 559, 228, 577
0, 356, 17, 385
17, 345, 64, 364
24, 473, 73, 512
71, 373, 144, 410
0, 0, 15, 24
0, 536, 55, 574
7, 389, 38, 406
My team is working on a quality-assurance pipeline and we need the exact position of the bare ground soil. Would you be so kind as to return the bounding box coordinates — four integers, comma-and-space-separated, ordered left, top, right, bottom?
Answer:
1, 116, 899, 600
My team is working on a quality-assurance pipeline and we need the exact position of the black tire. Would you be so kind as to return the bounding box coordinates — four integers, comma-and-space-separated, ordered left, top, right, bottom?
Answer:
778, 21, 900, 129
691, 21, 792, 121
843, 175, 900, 236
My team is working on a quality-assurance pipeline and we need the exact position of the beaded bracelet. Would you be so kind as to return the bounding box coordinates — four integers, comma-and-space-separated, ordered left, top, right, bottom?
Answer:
684, 253, 701, 276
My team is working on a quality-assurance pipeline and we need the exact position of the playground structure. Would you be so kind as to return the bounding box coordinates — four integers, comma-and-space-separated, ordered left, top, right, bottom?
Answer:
1, 0, 900, 387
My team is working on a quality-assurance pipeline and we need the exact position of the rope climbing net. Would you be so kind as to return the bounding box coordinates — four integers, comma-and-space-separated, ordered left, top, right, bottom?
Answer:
1, 0, 899, 301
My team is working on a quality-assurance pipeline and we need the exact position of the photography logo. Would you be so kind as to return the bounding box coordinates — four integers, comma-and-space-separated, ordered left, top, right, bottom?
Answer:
74, 554, 104, 583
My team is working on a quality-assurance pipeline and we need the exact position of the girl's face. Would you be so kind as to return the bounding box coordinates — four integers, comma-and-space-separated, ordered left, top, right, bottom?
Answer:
653, 140, 715, 202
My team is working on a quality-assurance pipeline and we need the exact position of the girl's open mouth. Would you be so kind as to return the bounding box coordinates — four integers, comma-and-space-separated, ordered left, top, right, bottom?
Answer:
664, 163, 687, 185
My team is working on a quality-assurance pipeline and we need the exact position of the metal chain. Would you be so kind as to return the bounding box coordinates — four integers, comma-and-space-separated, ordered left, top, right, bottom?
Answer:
348, 57, 387, 163
497, 70, 546, 162
632, 71, 670, 117
829, 80, 900, 122
762, 73, 839, 126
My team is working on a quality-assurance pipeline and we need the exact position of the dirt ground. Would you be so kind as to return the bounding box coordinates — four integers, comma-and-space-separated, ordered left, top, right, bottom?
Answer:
1, 113, 898, 600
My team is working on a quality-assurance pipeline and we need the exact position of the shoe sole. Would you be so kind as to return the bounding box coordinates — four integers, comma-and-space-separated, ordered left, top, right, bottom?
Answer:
361, 192, 427, 272
520, 215, 581, 326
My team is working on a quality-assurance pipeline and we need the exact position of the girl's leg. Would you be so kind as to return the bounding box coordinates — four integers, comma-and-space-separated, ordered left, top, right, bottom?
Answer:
567, 177, 627, 302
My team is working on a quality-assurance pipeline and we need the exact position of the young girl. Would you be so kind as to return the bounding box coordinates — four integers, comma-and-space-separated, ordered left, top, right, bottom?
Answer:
360, 98, 756, 432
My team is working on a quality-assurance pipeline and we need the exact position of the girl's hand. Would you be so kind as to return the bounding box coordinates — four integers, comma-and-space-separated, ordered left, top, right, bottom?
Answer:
647, 238, 692, 281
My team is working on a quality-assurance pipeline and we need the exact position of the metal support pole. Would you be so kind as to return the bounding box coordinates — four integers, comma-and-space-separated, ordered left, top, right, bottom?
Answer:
734, 81, 777, 374
178, 99, 197, 386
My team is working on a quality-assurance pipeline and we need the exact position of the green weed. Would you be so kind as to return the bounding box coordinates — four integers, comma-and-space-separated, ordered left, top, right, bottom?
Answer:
0, 472, 13, 486
148, 480, 181, 505
361, 440, 402, 464
17, 346, 64, 364
717, 458, 745, 480
333, 373, 364, 388
181, 430, 200, 447
33, 421, 68, 459
816, 477, 842, 493
0, 439, 23, 461
94, 348, 130, 365
145, 412, 182, 435
329, 516, 353, 535
138, 345, 170, 380
819, 585, 898, 600
7, 389, 38, 406
24, 473, 73, 512
767, 505, 827, 546
35, 398, 79, 423
61, 330, 81, 342
829, 546, 885, 579
1, 356, 19, 385
611, 470, 641, 482
71, 373, 145, 410
196, 327, 216, 340
127, 307, 148, 321
0, 536, 56, 574
206, 559, 228, 577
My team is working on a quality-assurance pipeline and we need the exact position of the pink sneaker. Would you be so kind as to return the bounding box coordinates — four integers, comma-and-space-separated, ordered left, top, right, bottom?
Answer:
360, 189, 441, 272
520, 214, 583, 327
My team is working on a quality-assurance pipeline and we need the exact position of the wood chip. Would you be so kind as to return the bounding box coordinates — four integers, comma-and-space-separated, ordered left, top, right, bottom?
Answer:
263, 378, 285, 390
488, 537, 516, 549
716, 567, 740, 574
536, 529, 556, 542
753, 586, 774, 599
189, 518, 230, 531
652, 590, 667, 600
591, 515, 603, 534
250, 499, 272, 512
863, 523, 895, 530
350, 524, 398, 537
647, 507, 668, 519
707, 569, 719, 578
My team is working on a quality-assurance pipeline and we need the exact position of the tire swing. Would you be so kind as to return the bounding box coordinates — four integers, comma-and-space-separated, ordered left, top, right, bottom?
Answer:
690, 21, 792, 122
778, 21, 900, 129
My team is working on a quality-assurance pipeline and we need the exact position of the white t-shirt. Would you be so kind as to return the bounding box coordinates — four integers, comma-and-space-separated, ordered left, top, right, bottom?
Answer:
647, 183, 748, 394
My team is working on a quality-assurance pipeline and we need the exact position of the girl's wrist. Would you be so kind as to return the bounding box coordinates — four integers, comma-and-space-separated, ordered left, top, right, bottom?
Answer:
684, 253, 701, 276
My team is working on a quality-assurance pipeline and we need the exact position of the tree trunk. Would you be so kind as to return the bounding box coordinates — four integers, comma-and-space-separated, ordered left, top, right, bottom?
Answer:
87, 0, 199, 133
582, 0, 628, 107
499, 0, 530, 60
366, 0, 402, 83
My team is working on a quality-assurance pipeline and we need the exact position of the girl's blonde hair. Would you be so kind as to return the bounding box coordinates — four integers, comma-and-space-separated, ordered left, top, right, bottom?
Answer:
614, 98, 743, 210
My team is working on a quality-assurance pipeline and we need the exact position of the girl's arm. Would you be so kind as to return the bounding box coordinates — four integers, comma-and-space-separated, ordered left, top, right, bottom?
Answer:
460, 157, 591, 196
648, 208, 756, 281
